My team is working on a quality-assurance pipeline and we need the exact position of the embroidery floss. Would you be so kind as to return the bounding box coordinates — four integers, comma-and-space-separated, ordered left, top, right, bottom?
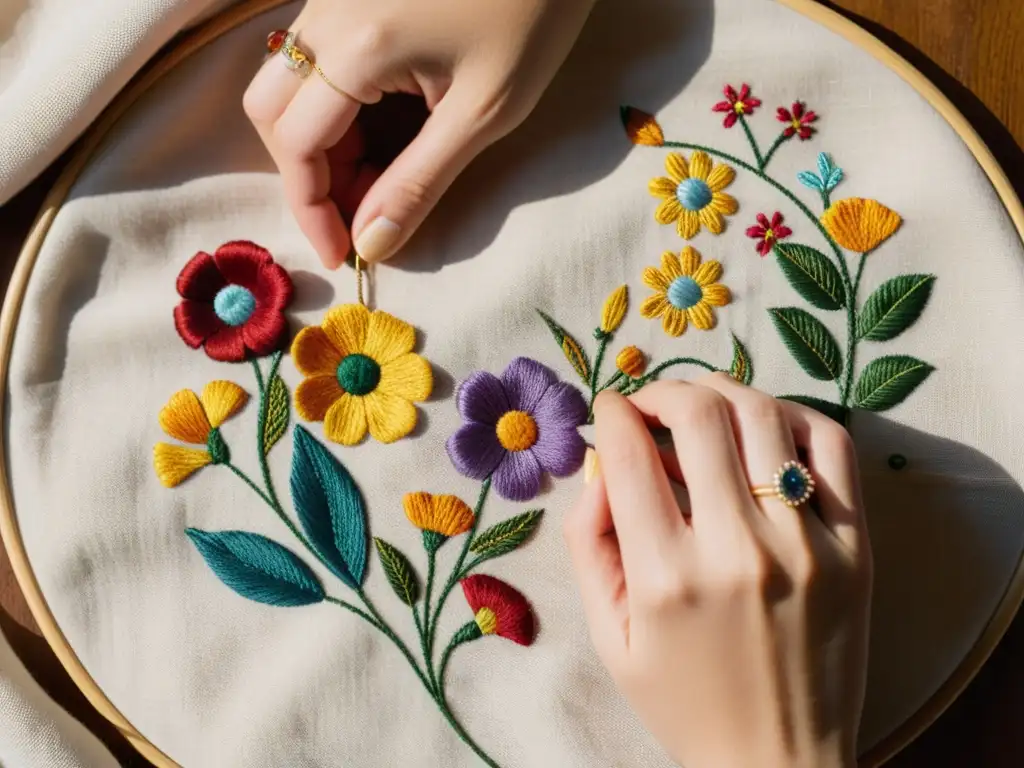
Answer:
821, 198, 903, 253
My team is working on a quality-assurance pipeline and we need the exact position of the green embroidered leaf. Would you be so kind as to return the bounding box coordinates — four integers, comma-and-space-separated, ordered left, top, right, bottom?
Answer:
729, 334, 754, 385
263, 375, 290, 453
768, 307, 842, 381
854, 355, 935, 411
857, 274, 936, 342
537, 310, 590, 385
777, 395, 849, 427
470, 510, 544, 560
290, 425, 368, 589
373, 538, 419, 606
185, 529, 324, 607
773, 243, 845, 310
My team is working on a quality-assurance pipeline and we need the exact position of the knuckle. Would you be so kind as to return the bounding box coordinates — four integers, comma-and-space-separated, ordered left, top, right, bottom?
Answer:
242, 81, 273, 125
744, 393, 785, 424
819, 418, 856, 456
391, 175, 438, 214
640, 569, 696, 611
673, 386, 729, 429
349, 22, 393, 59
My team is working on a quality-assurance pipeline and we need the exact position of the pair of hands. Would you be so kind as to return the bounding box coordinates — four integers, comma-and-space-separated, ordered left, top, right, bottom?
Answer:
243, 3, 873, 765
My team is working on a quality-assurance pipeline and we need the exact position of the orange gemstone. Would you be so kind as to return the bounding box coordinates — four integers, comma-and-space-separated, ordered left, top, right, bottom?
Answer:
266, 29, 287, 53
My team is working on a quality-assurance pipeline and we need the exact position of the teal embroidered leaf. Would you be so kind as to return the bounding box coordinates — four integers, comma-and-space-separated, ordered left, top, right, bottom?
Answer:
774, 243, 845, 310
373, 538, 419, 606
729, 334, 754, 385
537, 310, 591, 385
768, 307, 842, 381
290, 425, 368, 589
263, 375, 290, 453
854, 356, 935, 411
857, 274, 936, 342
797, 171, 824, 191
185, 529, 324, 607
777, 395, 849, 427
470, 510, 543, 560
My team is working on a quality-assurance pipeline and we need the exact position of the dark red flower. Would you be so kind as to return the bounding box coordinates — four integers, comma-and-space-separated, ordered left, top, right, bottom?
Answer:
173, 241, 293, 362
712, 84, 762, 128
746, 212, 793, 257
777, 101, 818, 140
460, 574, 535, 646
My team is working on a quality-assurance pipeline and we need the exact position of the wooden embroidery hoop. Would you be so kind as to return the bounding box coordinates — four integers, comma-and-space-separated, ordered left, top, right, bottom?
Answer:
0, 0, 1021, 765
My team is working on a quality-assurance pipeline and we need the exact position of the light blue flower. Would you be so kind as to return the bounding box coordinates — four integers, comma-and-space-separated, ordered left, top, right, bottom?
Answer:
797, 152, 844, 192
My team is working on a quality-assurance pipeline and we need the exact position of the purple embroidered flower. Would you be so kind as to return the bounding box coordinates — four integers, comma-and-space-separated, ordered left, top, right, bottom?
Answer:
446, 357, 588, 502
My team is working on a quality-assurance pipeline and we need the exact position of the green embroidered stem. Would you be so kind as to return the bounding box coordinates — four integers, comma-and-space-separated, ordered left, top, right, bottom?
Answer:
253, 352, 286, 512
427, 479, 491, 669
589, 332, 610, 401
421, 548, 438, 689
738, 115, 764, 169
324, 595, 384, 631
821, 190, 832, 210
854, 251, 869, 295
662, 140, 856, 406
597, 370, 625, 394
251, 358, 265, 395
760, 133, 789, 171
622, 357, 718, 394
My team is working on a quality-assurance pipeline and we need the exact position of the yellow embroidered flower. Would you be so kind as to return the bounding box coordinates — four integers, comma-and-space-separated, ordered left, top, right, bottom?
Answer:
640, 247, 731, 337
600, 285, 628, 333
616, 346, 647, 378
403, 491, 475, 552
153, 381, 248, 487
649, 151, 738, 239
821, 198, 902, 253
291, 303, 432, 446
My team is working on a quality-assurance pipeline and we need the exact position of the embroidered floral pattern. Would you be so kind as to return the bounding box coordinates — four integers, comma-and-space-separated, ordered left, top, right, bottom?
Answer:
640, 247, 731, 337
460, 574, 535, 646
403, 492, 475, 551
447, 358, 587, 502
622, 82, 936, 418
173, 241, 293, 362
747, 212, 793, 257
713, 83, 762, 128
616, 346, 646, 379
620, 106, 665, 147
291, 303, 432, 445
649, 151, 738, 239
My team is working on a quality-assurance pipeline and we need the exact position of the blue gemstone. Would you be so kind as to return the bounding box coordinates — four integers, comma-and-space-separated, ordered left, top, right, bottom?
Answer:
780, 466, 807, 502
667, 276, 703, 310
676, 178, 713, 211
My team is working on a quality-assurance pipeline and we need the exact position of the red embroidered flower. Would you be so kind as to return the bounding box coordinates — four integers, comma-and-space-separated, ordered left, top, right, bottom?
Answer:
746, 212, 793, 257
460, 574, 535, 646
173, 241, 293, 362
777, 101, 818, 140
712, 84, 762, 128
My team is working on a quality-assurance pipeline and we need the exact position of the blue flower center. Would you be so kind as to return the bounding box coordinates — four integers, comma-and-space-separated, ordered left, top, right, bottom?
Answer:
780, 466, 808, 502
667, 276, 703, 310
676, 178, 713, 211
213, 285, 257, 327
337, 354, 381, 396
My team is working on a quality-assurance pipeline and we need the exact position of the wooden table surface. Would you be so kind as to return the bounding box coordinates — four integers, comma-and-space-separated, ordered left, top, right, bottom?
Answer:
1, 1, 1022, 765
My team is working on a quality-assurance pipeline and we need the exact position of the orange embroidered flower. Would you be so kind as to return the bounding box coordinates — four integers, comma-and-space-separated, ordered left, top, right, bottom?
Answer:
620, 107, 664, 146
403, 492, 475, 552
616, 346, 647, 378
649, 151, 738, 240
600, 285, 629, 334
153, 381, 248, 487
821, 198, 902, 253
291, 304, 432, 445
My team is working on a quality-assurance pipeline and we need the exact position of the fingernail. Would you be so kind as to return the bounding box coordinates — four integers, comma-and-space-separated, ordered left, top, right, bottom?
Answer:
354, 217, 401, 262
584, 448, 600, 484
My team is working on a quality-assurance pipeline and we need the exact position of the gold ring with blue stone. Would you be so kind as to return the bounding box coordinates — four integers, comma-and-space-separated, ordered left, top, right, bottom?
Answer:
752, 460, 815, 508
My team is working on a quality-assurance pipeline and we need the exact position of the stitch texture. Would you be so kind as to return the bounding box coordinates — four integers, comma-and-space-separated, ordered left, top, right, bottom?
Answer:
403, 492, 475, 542
712, 83, 762, 128
374, 538, 420, 606
460, 574, 535, 646
746, 212, 793, 257
616, 346, 646, 378
469, 510, 543, 559
648, 151, 738, 239
640, 248, 731, 337
619, 106, 664, 146
600, 285, 629, 334
821, 198, 902, 253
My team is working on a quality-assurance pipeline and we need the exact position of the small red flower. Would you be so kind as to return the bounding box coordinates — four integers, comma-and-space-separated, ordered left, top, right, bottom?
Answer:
460, 574, 535, 646
777, 101, 818, 140
746, 212, 793, 257
173, 241, 293, 362
712, 83, 762, 128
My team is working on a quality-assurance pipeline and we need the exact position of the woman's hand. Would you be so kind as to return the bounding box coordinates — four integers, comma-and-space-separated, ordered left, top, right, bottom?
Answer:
565, 375, 872, 768
243, 0, 596, 268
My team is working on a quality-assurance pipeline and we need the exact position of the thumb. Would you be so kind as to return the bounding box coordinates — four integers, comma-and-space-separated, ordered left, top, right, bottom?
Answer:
350, 88, 495, 263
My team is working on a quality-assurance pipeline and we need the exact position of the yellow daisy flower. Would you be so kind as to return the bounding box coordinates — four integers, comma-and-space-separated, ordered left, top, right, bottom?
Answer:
153, 381, 248, 487
403, 491, 475, 552
640, 247, 731, 337
291, 303, 432, 446
649, 151, 738, 239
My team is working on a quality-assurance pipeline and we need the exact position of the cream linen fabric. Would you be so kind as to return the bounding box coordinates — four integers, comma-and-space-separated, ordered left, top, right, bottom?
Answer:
0, 628, 119, 767
6, 0, 1024, 766
0, 0, 236, 205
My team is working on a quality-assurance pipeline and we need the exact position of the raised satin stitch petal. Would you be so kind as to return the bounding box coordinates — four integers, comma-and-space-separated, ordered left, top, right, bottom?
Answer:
699, 207, 725, 234
446, 421, 506, 479
364, 310, 417, 365
501, 357, 556, 414
430, 495, 475, 537
639, 293, 669, 319
241, 306, 288, 357
688, 151, 713, 181
200, 381, 248, 428
378, 353, 433, 401
701, 283, 731, 306
160, 389, 211, 443
688, 301, 715, 330
176, 251, 225, 302
648, 176, 676, 198
678, 247, 700, 276
295, 375, 345, 421
711, 191, 738, 214
662, 307, 688, 336
654, 197, 682, 225
600, 286, 628, 333
323, 392, 368, 445
323, 303, 369, 357
364, 390, 417, 444
203, 325, 247, 362
660, 250, 683, 279
402, 492, 434, 530
677, 210, 700, 240
455, 371, 510, 424
707, 164, 736, 192
531, 426, 587, 478
254, 262, 294, 311
821, 198, 902, 253
153, 443, 212, 487
491, 448, 542, 503
173, 301, 222, 348
642, 266, 670, 292
664, 152, 689, 182
213, 240, 271, 285
693, 259, 723, 285
291, 326, 343, 377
